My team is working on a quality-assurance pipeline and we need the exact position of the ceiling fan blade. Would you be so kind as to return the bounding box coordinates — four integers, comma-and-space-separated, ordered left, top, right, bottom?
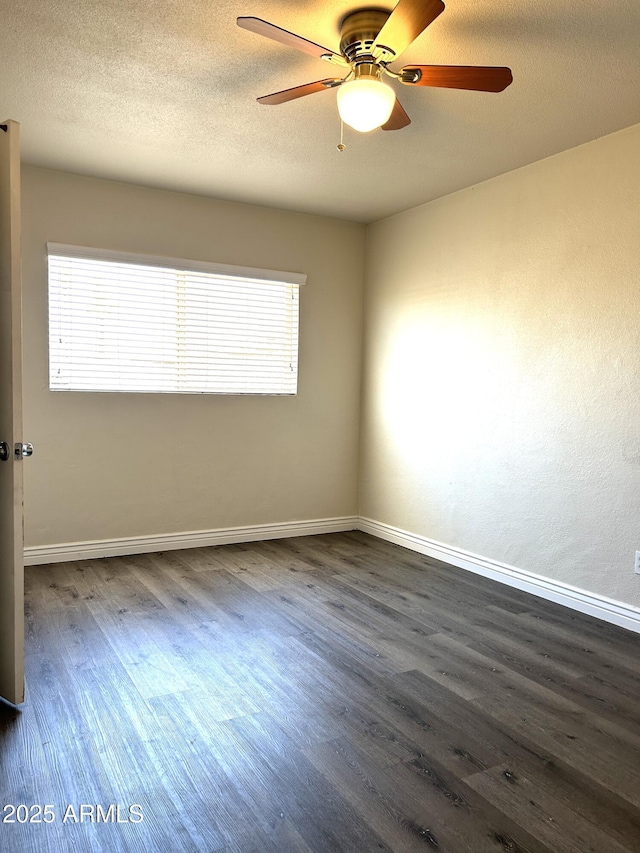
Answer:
237, 17, 347, 66
401, 65, 513, 92
382, 98, 411, 130
374, 0, 445, 59
257, 79, 341, 106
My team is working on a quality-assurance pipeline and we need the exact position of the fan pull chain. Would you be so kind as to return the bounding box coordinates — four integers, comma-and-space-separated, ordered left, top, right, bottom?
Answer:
337, 119, 346, 152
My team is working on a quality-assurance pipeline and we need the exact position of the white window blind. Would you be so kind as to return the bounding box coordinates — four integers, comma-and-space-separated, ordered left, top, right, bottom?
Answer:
48, 244, 304, 394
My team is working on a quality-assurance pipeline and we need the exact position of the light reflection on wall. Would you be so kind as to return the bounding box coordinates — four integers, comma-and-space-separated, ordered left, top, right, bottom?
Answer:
377, 306, 517, 479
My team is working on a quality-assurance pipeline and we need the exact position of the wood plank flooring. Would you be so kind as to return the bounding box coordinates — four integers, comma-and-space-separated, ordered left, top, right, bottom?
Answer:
1, 531, 639, 852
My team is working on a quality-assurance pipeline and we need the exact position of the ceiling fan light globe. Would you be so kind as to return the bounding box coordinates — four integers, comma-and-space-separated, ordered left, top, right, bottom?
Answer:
337, 78, 396, 133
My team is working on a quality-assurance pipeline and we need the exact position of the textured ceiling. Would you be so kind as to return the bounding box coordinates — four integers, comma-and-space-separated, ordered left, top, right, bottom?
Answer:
2, 0, 639, 222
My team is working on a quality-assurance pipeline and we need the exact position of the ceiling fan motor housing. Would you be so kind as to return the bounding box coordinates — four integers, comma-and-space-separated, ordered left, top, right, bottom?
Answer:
339, 9, 391, 64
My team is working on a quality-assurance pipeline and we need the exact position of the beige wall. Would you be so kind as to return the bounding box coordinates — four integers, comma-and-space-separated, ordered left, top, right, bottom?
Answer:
22, 167, 365, 546
22, 124, 640, 613
361, 123, 640, 608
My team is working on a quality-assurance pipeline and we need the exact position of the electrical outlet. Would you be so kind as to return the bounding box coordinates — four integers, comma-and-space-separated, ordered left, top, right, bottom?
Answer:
636, 551, 640, 575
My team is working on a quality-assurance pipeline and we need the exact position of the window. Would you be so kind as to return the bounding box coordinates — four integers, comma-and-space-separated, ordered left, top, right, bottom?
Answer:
47, 244, 304, 394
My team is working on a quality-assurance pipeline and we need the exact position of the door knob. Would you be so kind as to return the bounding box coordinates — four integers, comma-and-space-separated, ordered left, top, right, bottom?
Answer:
0, 441, 8, 462
14, 442, 34, 460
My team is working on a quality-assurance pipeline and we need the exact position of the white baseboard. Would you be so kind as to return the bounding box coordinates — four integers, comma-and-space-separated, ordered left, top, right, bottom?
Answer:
24, 516, 359, 566
358, 517, 640, 635
24, 513, 640, 635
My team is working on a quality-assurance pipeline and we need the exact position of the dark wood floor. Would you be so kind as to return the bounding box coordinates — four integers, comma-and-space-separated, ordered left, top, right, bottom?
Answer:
1, 532, 639, 852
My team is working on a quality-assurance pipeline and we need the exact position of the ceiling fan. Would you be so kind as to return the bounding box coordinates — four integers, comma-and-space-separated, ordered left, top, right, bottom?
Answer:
237, 0, 513, 134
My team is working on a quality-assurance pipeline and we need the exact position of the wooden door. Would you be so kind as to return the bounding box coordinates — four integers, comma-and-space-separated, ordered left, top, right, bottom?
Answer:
0, 119, 24, 706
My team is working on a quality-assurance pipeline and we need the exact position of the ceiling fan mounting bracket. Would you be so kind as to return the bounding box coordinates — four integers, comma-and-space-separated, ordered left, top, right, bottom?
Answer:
321, 52, 348, 67
400, 67, 421, 84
